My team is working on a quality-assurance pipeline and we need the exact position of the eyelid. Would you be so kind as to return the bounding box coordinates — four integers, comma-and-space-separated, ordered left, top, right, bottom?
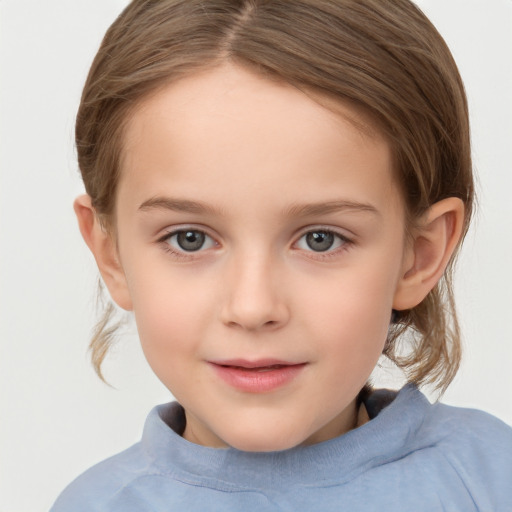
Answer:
292, 226, 354, 256
156, 224, 217, 242
293, 225, 353, 243
156, 225, 220, 257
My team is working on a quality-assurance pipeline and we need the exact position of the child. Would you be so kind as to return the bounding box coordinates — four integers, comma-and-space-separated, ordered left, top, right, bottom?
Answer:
51, 0, 512, 510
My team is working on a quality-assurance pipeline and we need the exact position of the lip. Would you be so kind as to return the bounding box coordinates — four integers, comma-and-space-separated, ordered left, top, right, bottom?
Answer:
208, 359, 307, 393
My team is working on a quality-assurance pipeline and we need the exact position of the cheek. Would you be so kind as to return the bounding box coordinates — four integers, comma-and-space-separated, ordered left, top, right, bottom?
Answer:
126, 267, 215, 374
298, 264, 396, 360
312, 300, 389, 399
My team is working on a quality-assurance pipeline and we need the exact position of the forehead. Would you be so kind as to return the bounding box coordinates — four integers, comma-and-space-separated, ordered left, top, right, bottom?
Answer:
119, 63, 399, 215
124, 63, 384, 150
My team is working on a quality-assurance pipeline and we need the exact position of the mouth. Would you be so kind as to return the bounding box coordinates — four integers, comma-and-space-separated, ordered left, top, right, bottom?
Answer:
208, 359, 307, 393
224, 364, 289, 372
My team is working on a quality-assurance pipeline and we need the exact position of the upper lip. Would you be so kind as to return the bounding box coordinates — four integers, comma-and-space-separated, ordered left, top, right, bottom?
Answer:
209, 358, 304, 369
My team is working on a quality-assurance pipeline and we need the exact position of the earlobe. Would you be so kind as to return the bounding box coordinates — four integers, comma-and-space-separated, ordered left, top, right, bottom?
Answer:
393, 197, 465, 311
74, 195, 133, 311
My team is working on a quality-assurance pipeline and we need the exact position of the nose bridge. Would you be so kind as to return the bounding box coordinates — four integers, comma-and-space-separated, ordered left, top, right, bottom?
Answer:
220, 246, 288, 331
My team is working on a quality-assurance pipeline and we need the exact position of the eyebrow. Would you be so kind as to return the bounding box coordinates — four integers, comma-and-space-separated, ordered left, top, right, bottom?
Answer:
285, 200, 379, 218
138, 196, 379, 218
138, 196, 220, 215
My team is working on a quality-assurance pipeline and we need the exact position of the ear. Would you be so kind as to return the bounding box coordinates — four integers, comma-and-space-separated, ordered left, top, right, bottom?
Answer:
74, 194, 133, 311
393, 197, 465, 311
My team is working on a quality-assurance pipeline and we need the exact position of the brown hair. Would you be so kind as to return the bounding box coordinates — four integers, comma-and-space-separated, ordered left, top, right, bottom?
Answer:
77, 0, 473, 392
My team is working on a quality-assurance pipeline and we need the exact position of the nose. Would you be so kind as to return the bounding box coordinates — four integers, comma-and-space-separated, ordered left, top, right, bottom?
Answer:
219, 253, 290, 332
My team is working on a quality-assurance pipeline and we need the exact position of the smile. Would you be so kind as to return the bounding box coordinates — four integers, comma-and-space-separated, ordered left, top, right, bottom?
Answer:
208, 359, 307, 393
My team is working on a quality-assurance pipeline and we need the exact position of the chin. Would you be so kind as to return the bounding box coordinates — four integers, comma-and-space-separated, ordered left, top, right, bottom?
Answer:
223, 428, 305, 453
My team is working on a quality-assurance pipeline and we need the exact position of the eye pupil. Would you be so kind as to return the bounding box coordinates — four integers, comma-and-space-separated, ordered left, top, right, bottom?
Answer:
177, 230, 205, 251
306, 231, 334, 252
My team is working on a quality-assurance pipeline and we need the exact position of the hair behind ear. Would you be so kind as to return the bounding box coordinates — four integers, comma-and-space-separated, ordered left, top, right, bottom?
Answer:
74, 195, 133, 311
387, 198, 465, 394
386, 279, 461, 394
74, 195, 132, 382
89, 282, 127, 383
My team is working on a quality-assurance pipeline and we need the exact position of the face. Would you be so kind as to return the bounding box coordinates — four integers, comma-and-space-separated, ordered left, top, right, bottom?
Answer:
114, 63, 410, 451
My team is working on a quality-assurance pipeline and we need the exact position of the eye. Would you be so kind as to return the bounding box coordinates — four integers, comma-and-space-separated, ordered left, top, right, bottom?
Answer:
296, 229, 348, 252
165, 229, 216, 252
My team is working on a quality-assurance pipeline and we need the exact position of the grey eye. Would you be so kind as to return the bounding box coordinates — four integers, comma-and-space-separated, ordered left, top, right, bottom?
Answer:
305, 231, 335, 252
168, 230, 214, 252
296, 230, 346, 253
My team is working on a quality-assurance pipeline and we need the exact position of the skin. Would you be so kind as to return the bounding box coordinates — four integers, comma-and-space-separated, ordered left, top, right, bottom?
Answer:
76, 63, 464, 452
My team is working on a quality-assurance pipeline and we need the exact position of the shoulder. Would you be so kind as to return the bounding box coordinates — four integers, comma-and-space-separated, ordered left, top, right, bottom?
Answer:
406, 389, 512, 508
377, 384, 512, 453
367, 384, 512, 469
50, 441, 153, 512
49, 402, 185, 512
422, 397, 512, 453
427, 400, 512, 467
366, 385, 512, 509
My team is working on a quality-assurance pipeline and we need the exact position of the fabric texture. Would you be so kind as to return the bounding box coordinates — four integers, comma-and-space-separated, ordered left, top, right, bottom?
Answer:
50, 384, 512, 511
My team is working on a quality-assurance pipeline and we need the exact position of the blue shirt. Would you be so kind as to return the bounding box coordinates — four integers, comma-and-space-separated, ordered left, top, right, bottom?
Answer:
50, 384, 512, 511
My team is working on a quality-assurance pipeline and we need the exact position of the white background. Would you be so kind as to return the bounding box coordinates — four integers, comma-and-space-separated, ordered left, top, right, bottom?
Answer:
1, 1, 511, 510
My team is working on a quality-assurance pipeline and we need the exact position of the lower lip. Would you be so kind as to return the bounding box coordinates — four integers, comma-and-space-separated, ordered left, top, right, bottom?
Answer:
210, 363, 306, 393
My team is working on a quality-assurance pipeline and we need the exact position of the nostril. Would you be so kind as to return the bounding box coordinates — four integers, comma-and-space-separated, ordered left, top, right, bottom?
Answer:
225, 318, 280, 331
219, 290, 290, 331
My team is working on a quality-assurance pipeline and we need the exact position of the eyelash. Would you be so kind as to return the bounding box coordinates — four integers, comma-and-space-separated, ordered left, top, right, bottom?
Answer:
157, 227, 217, 261
294, 227, 353, 260
156, 226, 353, 261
